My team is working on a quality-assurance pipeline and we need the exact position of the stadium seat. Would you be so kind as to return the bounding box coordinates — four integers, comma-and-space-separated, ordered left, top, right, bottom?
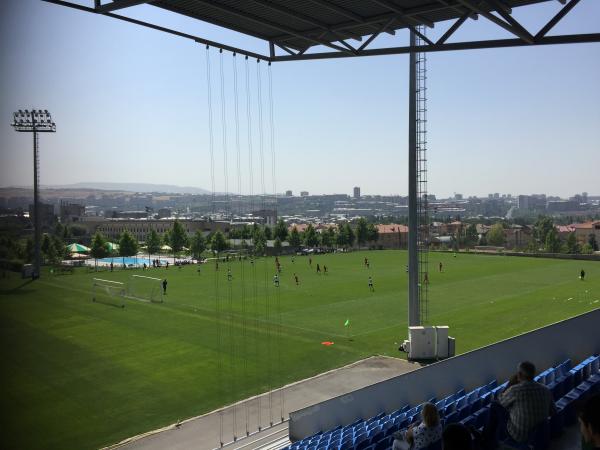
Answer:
355, 437, 372, 450
423, 440, 442, 450
445, 411, 459, 425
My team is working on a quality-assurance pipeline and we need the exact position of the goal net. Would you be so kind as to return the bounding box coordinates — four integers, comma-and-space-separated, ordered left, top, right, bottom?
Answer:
92, 278, 126, 308
127, 275, 164, 303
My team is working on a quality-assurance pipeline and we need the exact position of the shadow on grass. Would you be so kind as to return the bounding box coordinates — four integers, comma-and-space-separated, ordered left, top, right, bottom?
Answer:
92, 298, 125, 309
0, 279, 35, 296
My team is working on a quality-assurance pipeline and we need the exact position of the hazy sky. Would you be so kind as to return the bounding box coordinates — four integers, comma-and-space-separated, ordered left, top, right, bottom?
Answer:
1, 0, 599, 198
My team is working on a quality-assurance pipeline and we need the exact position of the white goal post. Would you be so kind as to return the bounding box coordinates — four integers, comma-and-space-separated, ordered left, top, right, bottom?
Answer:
127, 275, 164, 303
92, 278, 126, 308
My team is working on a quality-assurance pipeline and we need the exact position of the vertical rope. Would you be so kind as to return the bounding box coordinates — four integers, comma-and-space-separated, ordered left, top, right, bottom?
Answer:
233, 53, 250, 437
219, 49, 238, 441
206, 45, 224, 447
256, 59, 274, 427
245, 55, 262, 431
267, 62, 285, 423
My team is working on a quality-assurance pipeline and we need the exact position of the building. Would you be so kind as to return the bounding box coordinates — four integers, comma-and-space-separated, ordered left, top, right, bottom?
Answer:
546, 200, 579, 213
285, 190, 293, 197
300, 191, 309, 197
76, 218, 236, 241
353, 187, 360, 198
375, 224, 408, 249
503, 225, 532, 249
251, 209, 277, 226
59, 201, 85, 223
569, 221, 600, 246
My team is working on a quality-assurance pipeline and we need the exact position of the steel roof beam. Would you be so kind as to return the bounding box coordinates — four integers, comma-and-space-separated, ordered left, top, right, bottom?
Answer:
456, 0, 535, 43
42, 0, 271, 60
189, 0, 353, 54
535, 0, 580, 40
272, 1, 477, 44
96, 0, 155, 13
306, 0, 395, 36
248, 0, 363, 42
368, 0, 434, 28
436, 11, 470, 45
272, 33, 600, 61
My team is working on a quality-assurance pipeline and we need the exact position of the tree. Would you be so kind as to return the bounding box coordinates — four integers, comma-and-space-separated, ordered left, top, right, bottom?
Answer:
274, 219, 288, 241
273, 237, 282, 255
118, 230, 139, 267
170, 220, 189, 263
533, 216, 554, 247
344, 223, 355, 248
190, 231, 206, 260
51, 235, 66, 263
366, 223, 379, 246
321, 227, 334, 249
304, 224, 319, 247
589, 233, 599, 251
90, 232, 108, 270
289, 226, 301, 250
211, 231, 229, 254
544, 228, 561, 253
162, 230, 171, 249
487, 223, 505, 247
40, 234, 54, 261
240, 224, 252, 239
566, 233, 581, 254
581, 243, 594, 255
263, 226, 272, 240
356, 218, 368, 248
465, 224, 479, 248
146, 229, 161, 262
336, 226, 348, 248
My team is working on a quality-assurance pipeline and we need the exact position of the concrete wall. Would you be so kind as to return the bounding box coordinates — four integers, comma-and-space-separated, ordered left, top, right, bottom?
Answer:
289, 309, 600, 441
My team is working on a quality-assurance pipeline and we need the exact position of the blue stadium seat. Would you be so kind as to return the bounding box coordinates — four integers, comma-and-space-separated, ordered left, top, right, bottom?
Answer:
369, 431, 384, 445
355, 437, 372, 450
445, 411, 459, 425
455, 395, 468, 410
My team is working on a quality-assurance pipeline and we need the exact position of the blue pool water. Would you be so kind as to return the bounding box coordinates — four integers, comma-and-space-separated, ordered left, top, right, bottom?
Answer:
97, 257, 168, 266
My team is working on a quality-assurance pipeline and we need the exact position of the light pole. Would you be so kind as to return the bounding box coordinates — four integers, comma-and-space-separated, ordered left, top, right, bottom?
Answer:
12, 109, 56, 279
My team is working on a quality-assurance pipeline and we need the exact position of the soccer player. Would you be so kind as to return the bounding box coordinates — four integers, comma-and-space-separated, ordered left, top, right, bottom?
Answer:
227, 268, 232, 281
324, 265, 328, 274
294, 273, 299, 286
581, 269, 586, 281
162, 279, 168, 295
309, 257, 312, 267
424, 272, 429, 285
368, 276, 374, 292
316, 263, 321, 274
439, 262, 443, 272
273, 273, 279, 287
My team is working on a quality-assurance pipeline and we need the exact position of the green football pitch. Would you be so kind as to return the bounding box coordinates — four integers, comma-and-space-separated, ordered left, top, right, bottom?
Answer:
1, 250, 598, 450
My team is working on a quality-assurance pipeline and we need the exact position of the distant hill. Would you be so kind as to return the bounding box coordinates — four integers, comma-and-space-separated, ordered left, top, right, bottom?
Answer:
51, 182, 210, 195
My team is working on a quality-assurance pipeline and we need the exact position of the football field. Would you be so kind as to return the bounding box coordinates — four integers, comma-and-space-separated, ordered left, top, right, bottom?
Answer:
0, 250, 598, 450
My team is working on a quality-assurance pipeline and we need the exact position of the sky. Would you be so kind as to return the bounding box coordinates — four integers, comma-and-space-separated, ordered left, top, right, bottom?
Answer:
0, 0, 599, 198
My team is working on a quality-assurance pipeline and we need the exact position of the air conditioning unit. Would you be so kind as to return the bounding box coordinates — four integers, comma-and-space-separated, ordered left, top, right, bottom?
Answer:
400, 326, 453, 361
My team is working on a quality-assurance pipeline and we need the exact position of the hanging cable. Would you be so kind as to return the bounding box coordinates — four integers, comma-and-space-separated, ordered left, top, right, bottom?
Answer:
233, 53, 250, 437
206, 45, 224, 447
245, 55, 262, 431
267, 61, 285, 423
256, 58, 274, 427
219, 49, 239, 441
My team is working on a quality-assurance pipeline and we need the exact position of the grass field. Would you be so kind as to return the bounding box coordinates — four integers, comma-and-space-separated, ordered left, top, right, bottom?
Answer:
1, 250, 599, 450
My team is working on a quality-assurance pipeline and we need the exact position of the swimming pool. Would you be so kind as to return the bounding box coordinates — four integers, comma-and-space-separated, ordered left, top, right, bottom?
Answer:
95, 257, 169, 267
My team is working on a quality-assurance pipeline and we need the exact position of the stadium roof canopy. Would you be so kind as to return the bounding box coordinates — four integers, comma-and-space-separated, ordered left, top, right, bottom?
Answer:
45, 0, 600, 61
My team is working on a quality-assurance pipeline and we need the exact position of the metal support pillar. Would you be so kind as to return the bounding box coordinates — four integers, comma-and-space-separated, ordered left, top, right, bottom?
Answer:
408, 30, 420, 327
33, 126, 41, 278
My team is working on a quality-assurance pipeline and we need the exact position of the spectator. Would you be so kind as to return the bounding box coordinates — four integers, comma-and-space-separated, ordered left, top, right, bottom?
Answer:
579, 393, 600, 449
394, 403, 442, 450
484, 361, 555, 446
443, 423, 473, 450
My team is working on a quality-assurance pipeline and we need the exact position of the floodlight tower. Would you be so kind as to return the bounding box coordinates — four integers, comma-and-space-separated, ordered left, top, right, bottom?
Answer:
11, 109, 56, 279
